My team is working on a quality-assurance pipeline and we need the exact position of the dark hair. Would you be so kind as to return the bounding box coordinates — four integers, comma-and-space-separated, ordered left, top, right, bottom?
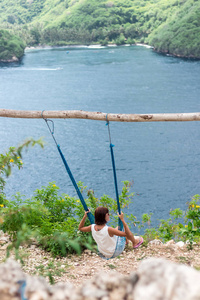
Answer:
95, 207, 109, 225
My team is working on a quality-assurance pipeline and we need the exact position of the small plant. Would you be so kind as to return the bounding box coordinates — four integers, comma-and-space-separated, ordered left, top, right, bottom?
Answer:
158, 208, 183, 242
139, 213, 157, 244
34, 259, 68, 284
6, 224, 36, 264
0, 138, 44, 203
179, 195, 200, 249
108, 264, 116, 269
177, 256, 188, 263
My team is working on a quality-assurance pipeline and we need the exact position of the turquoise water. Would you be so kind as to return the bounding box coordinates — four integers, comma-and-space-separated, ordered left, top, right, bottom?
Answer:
0, 45, 200, 226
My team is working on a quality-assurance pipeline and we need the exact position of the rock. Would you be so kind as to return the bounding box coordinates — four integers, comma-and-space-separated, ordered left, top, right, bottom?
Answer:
165, 240, 175, 246
51, 282, 75, 300
11, 56, 19, 62
0, 56, 19, 63
30, 245, 37, 250
0, 233, 10, 244
148, 239, 163, 246
0, 258, 200, 300
0, 230, 4, 236
84, 249, 92, 256
133, 258, 200, 300
175, 241, 185, 248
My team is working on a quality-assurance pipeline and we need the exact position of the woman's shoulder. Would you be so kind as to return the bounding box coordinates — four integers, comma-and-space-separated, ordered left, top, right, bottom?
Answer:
107, 226, 114, 232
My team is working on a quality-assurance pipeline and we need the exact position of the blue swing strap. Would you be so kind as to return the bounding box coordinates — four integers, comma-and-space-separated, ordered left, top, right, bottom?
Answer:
42, 112, 125, 259
42, 112, 95, 225
99, 114, 126, 260
106, 114, 123, 231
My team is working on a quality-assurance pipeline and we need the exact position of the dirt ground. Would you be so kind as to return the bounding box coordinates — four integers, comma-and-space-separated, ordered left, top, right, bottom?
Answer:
1, 240, 199, 287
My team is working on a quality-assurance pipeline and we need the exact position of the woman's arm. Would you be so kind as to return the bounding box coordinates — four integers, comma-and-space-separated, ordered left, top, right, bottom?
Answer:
117, 212, 130, 233
108, 227, 126, 237
78, 210, 92, 232
108, 212, 131, 237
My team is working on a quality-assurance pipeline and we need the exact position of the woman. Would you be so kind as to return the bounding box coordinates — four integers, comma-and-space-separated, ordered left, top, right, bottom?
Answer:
78, 206, 143, 258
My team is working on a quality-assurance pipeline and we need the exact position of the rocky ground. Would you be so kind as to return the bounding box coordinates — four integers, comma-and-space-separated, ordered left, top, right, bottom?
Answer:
0, 234, 199, 287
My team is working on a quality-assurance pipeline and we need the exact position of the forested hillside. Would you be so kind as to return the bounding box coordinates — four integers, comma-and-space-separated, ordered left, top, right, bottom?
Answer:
148, 0, 200, 58
0, 0, 199, 58
0, 29, 25, 62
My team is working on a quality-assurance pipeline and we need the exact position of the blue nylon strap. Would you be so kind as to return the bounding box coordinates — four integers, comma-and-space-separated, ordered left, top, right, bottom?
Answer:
106, 118, 123, 231
57, 146, 95, 224
43, 116, 95, 225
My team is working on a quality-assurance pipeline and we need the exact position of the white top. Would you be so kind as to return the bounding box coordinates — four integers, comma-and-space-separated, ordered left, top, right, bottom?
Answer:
91, 224, 117, 258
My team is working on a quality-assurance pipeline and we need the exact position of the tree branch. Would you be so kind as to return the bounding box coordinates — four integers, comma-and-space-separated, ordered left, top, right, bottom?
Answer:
0, 109, 200, 122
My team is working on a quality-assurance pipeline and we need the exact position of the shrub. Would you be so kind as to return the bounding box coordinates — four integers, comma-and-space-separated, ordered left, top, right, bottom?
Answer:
0, 180, 136, 256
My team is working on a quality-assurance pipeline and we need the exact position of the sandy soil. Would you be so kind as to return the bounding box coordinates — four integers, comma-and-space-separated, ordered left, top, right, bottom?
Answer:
0, 241, 198, 287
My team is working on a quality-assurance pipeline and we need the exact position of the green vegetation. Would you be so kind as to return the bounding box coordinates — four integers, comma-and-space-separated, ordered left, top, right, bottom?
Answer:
1, 181, 136, 257
0, 0, 199, 58
33, 259, 68, 284
0, 138, 44, 200
0, 29, 25, 61
148, 0, 200, 58
0, 141, 199, 260
140, 195, 200, 249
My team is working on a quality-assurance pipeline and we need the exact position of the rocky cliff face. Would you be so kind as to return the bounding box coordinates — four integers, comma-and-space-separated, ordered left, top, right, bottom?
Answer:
0, 55, 20, 62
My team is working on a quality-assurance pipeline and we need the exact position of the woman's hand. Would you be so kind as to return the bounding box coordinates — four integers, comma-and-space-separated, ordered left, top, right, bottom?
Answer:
78, 209, 92, 232
84, 209, 90, 217
118, 212, 125, 221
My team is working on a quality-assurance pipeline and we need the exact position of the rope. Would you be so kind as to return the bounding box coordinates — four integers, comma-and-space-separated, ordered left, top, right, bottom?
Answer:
106, 115, 123, 231
42, 113, 95, 224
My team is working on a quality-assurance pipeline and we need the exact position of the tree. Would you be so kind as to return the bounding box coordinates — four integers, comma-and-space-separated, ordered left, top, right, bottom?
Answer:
0, 138, 44, 202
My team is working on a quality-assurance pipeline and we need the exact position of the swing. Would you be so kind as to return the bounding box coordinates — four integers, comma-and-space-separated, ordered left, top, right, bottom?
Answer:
100, 116, 126, 259
42, 112, 126, 259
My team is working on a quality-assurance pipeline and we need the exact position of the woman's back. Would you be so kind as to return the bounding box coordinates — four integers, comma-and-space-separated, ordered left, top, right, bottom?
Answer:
91, 224, 117, 258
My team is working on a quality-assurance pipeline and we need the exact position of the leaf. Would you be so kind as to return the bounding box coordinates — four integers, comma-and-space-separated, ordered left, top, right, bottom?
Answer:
188, 222, 193, 231
68, 240, 81, 255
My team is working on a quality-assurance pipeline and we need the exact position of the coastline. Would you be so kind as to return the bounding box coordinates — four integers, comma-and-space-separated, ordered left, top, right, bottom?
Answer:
25, 43, 153, 52
0, 55, 20, 63
22, 43, 200, 60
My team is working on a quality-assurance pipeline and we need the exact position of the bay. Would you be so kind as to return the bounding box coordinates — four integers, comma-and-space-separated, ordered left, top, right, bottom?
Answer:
0, 45, 200, 227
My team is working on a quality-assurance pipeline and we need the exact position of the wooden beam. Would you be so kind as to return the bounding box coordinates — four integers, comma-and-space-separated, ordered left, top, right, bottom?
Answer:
0, 109, 200, 122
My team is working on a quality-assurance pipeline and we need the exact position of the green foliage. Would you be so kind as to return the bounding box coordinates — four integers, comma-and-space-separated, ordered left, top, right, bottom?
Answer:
140, 195, 200, 247
6, 224, 35, 263
157, 208, 183, 242
34, 259, 68, 284
0, 29, 25, 61
0, 180, 136, 256
0, 0, 199, 57
0, 0, 45, 24
0, 138, 44, 201
179, 195, 200, 248
148, 0, 200, 58
1, 178, 200, 256
0, 140, 199, 259
138, 213, 158, 244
